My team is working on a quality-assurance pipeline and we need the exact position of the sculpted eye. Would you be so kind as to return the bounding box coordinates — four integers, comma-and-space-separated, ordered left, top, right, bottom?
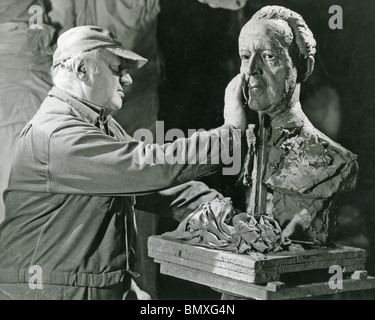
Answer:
263, 52, 275, 61
240, 54, 250, 60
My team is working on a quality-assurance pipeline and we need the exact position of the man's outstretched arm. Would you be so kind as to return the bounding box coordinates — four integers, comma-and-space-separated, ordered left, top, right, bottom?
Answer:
135, 181, 224, 222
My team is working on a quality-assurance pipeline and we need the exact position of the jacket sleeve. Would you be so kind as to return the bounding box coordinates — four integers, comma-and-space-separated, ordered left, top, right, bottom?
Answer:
135, 181, 224, 222
47, 120, 241, 195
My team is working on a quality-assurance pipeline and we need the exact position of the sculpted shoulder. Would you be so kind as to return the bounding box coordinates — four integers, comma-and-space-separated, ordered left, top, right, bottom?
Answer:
266, 110, 358, 199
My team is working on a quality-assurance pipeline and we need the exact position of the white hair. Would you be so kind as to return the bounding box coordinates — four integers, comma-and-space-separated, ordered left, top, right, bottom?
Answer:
50, 48, 105, 89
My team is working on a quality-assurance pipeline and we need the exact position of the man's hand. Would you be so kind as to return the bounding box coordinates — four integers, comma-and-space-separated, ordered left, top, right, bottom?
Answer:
224, 74, 247, 133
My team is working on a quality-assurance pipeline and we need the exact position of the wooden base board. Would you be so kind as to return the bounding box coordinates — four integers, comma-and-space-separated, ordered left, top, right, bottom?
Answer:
159, 262, 375, 300
148, 235, 366, 284
148, 235, 375, 299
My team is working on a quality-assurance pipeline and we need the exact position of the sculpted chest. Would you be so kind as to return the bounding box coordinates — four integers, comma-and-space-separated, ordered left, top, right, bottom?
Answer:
243, 107, 358, 243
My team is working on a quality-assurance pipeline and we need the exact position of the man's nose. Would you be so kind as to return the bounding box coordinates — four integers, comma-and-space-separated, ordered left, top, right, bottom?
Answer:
120, 72, 132, 86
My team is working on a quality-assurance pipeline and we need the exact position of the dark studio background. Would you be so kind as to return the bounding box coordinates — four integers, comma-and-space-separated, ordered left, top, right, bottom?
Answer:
155, 0, 375, 299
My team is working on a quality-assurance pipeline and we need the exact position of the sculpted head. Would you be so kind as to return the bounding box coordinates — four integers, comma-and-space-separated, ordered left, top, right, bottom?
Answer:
239, 6, 316, 114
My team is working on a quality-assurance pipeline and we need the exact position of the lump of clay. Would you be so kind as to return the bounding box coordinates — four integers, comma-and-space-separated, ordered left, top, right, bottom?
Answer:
162, 198, 291, 254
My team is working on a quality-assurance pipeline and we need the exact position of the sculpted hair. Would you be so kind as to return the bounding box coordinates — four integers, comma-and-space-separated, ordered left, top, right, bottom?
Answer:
252, 5, 316, 58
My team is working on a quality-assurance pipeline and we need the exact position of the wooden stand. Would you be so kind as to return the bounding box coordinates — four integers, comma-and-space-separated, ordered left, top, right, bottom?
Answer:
148, 235, 375, 300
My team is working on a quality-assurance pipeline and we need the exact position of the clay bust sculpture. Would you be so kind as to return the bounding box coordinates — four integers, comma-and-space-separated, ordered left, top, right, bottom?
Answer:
163, 6, 358, 252
239, 5, 358, 245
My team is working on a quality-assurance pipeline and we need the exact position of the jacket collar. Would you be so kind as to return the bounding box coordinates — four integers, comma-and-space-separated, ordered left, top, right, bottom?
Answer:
48, 86, 105, 125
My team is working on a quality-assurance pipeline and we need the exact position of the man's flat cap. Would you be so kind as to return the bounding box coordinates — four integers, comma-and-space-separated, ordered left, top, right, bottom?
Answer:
52, 26, 148, 69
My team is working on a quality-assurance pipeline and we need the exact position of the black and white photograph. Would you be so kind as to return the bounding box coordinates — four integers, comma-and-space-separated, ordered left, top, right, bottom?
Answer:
0, 0, 374, 305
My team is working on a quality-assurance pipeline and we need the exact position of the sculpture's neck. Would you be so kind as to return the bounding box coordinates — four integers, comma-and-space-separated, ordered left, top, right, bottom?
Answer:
264, 84, 304, 129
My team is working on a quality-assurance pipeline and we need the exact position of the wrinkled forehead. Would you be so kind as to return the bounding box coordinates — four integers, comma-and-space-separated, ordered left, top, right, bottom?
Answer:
239, 18, 294, 50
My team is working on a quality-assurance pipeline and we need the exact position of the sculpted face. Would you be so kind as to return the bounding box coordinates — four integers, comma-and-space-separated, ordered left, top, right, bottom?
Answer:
239, 19, 298, 113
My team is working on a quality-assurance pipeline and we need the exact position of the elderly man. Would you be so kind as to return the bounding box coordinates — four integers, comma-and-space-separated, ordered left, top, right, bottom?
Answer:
239, 6, 358, 245
0, 26, 245, 300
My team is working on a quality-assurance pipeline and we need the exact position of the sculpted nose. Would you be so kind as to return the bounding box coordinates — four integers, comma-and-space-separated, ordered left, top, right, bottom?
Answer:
249, 54, 263, 76
243, 54, 262, 77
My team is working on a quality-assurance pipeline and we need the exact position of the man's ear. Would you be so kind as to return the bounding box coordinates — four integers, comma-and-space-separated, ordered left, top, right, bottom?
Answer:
300, 56, 315, 82
72, 58, 89, 81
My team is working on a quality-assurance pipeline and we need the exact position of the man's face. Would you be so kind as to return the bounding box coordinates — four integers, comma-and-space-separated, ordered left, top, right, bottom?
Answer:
239, 19, 297, 112
87, 50, 132, 111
